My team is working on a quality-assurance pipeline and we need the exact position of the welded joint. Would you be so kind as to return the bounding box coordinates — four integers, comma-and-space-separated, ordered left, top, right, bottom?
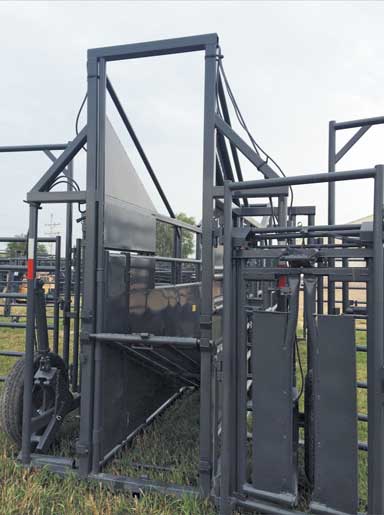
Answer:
199, 337, 212, 351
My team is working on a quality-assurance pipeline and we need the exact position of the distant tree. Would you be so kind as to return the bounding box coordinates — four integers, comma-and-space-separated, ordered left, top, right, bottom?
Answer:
156, 213, 197, 258
5, 234, 48, 257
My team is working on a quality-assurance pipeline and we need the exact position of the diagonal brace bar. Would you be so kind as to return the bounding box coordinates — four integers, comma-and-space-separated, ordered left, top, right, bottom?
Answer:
31, 127, 87, 192
335, 125, 371, 163
106, 77, 175, 218
215, 115, 278, 179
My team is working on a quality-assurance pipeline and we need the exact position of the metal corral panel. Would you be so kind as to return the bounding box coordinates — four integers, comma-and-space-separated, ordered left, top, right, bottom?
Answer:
104, 251, 200, 338
251, 311, 297, 499
310, 315, 358, 515
100, 250, 201, 459
104, 118, 156, 253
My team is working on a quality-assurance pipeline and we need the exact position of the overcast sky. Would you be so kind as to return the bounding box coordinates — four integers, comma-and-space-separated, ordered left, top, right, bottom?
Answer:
1, 1, 384, 244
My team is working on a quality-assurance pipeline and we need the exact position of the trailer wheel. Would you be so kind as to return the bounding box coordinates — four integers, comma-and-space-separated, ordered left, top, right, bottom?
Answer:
0, 353, 69, 447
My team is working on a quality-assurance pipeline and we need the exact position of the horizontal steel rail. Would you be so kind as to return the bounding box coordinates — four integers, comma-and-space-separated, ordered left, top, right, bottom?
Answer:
228, 167, 376, 192
155, 213, 202, 233
0, 265, 55, 272
0, 144, 67, 152
0, 237, 56, 243
148, 255, 201, 264
0, 322, 54, 329
0, 350, 23, 357
90, 333, 201, 350
335, 115, 384, 130
89, 33, 218, 61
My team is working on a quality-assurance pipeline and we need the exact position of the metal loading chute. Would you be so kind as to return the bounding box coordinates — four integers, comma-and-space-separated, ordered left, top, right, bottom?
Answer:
0, 33, 382, 515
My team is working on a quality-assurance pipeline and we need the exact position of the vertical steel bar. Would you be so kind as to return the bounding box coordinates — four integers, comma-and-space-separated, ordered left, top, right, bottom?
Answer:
72, 238, 81, 392
77, 53, 99, 476
342, 238, 349, 313
317, 258, 325, 315
21, 203, 39, 464
92, 58, 107, 475
308, 213, 315, 245
368, 165, 384, 514
236, 257, 247, 490
172, 226, 181, 283
196, 232, 202, 282
53, 235, 61, 354
199, 40, 218, 497
328, 121, 336, 314
62, 160, 73, 368
278, 196, 288, 311
221, 182, 234, 514
35, 281, 49, 353
277, 195, 288, 228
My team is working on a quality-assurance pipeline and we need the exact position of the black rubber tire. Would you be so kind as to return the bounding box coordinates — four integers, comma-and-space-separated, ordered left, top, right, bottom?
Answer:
0, 353, 69, 447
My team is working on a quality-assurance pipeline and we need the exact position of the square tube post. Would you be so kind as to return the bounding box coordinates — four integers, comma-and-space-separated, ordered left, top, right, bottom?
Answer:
220, 181, 234, 514
77, 54, 102, 476
21, 203, 39, 464
328, 121, 336, 314
92, 57, 107, 474
368, 165, 384, 514
199, 40, 218, 496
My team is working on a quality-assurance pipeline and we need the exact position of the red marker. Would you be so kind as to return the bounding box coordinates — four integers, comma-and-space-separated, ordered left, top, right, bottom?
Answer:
27, 238, 35, 280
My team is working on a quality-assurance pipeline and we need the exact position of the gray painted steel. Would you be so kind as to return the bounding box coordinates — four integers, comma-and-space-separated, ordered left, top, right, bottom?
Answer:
104, 118, 156, 253
310, 315, 358, 515
2, 32, 384, 515
251, 311, 297, 501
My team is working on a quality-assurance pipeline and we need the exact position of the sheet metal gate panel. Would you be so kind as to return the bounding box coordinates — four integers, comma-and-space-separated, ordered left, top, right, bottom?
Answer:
104, 117, 156, 253
311, 315, 358, 515
251, 311, 297, 501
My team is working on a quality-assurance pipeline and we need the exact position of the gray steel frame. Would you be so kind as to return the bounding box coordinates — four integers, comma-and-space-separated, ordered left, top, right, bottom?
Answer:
3, 33, 382, 515
220, 164, 384, 515
327, 116, 384, 314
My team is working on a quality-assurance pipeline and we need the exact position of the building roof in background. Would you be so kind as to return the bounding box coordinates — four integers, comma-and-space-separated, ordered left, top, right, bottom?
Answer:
348, 214, 373, 225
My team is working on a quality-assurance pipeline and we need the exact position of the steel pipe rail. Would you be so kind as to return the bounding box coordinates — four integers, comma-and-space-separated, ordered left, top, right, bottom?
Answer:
0, 144, 67, 152
89, 333, 201, 350
247, 223, 362, 234
148, 255, 201, 264
335, 115, 384, 130
228, 167, 376, 192
0, 350, 23, 357
155, 213, 202, 233
0, 237, 56, 243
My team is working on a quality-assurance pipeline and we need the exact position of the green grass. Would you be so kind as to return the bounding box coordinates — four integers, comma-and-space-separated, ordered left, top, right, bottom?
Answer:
0, 321, 217, 515
0, 308, 370, 514
0, 383, 216, 514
